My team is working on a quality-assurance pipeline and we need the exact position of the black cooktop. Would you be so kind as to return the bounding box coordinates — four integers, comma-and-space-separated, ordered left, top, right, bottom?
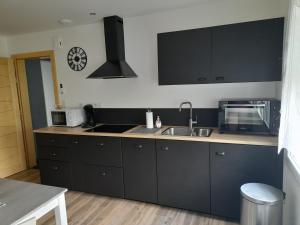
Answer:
86, 124, 137, 133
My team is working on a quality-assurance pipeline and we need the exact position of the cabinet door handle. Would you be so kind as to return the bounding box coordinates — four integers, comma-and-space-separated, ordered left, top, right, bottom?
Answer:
215, 151, 225, 156
197, 77, 207, 82
51, 166, 59, 171
49, 139, 55, 143
216, 76, 225, 81
136, 144, 143, 150
96, 143, 105, 149
73, 140, 79, 144
51, 152, 57, 157
101, 172, 107, 176
161, 146, 169, 151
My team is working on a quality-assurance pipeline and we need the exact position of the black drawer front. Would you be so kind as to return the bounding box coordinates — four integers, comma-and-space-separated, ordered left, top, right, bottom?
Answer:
36, 133, 70, 147
37, 146, 70, 162
39, 160, 72, 188
84, 164, 124, 197
83, 136, 122, 167
123, 138, 157, 203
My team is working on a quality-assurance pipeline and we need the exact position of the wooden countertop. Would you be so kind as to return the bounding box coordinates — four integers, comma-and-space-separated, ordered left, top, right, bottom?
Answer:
33, 125, 278, 146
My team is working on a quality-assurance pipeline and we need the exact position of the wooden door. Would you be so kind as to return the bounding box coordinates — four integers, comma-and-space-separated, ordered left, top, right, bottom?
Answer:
15, 60, 37, 167
0, 58, 27, 177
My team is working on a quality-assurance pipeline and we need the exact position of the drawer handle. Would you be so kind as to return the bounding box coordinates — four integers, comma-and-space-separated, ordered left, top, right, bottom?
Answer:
51, 152, 57, 158
161, 146, 169, 151
197, 77, 207, 82
73, 140, 79, 144
101, 172, 107, 176
96, 143, 105, 147
136, 144, 143, 150
51, 166, 59, 171
216, 76, 225, 81
215, 152, 225, 156
50, 139, 55, 143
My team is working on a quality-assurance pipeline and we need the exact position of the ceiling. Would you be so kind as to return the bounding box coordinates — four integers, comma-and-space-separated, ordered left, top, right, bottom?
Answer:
0, 0, 211, 35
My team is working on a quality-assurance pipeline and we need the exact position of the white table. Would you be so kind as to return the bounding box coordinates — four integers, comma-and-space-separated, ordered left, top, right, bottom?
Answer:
0, 179, 68, 225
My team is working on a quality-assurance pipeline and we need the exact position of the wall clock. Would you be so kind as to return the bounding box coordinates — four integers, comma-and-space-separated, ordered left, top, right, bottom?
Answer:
67, 47, 87, 71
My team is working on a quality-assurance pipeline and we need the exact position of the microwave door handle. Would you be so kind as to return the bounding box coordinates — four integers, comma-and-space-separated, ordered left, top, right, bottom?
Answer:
223, 104, 266, 107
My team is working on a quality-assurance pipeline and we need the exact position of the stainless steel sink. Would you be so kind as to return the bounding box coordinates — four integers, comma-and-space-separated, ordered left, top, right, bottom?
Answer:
193, 128, 213, 137
162, 127, 212, 137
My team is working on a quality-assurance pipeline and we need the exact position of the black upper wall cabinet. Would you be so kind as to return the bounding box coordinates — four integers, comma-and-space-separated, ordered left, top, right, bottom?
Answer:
158, 28, 211, 85
157, 18, 284, 85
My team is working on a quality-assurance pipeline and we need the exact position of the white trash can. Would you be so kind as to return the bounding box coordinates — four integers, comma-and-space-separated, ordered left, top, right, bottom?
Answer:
240, 183, 285, 225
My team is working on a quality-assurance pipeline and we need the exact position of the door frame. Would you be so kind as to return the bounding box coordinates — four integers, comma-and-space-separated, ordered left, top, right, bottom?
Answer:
12, 50, 61, 168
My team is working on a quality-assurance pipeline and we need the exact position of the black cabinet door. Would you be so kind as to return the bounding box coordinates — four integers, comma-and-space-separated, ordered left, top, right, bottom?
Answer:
156, 140, 210, 213
158, 28, 211, 85
123, 138, 157, 203
210, 143, 283, 219
83, 136, 122, 167
35, 133, 71, 147
212, 18, 284, 83
69, 136, 86, 191
84, 164, 124, 198
39, 160, 72, 188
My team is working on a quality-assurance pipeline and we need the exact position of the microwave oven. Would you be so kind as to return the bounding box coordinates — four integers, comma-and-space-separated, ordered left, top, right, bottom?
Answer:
218, 99, 281, 136
51, 108, 84, 127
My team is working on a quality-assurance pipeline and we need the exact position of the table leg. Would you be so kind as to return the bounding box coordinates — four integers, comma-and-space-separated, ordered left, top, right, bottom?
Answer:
54, 194, 68, 225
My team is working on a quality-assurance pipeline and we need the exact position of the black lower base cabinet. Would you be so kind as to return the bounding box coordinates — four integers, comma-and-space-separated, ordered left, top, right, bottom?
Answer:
36, 133, 283, 220
156, 140, 210, 213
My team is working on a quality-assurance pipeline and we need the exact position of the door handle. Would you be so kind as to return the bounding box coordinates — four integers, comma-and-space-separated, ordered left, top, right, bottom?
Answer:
197, 77, 207, 82
215, 152, 225, 156
161, 146, 169, 151
96, 143, 105, 149
51, 166, 59, 171
136, 144, 143, 150
216, 76, 225, 81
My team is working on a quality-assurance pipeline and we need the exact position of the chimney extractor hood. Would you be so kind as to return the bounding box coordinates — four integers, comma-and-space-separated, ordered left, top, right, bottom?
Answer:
87, 16, 137, 79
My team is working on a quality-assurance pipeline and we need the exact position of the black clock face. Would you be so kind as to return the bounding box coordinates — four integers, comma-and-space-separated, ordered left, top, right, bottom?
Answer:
67, 47, 87, 71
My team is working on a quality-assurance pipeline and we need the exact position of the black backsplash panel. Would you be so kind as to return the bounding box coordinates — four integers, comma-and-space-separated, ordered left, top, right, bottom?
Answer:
94, 108, 218, 127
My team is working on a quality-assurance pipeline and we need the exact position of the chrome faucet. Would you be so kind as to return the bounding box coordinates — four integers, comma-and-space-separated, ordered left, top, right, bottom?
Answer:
179, 101, 197, 130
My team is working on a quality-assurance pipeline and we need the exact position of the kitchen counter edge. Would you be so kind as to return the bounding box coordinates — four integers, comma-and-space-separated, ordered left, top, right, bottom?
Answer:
33, 125, 278, 147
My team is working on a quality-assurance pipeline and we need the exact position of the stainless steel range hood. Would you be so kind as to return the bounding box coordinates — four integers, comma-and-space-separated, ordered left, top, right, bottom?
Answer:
87, 16, 137, 79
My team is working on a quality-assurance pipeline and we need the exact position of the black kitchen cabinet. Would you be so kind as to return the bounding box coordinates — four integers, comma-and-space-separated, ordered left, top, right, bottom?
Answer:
84, 164, 124, 197
39, 160, 72, 188
158, 28, 211, 85
156, 140, 210, 213
83, 136, 122, 167
123, 138, 157, 203
212, 18, 284, 83
69, 136, 86, 191
210, 143, 283, 219
157, 18, 284, 85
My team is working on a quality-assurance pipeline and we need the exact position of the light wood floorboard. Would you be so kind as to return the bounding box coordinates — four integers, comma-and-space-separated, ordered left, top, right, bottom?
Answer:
8, 169, 239, 225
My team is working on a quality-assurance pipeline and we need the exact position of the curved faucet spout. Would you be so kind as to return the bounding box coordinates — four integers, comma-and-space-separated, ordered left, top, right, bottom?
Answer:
178, 101, 197, 129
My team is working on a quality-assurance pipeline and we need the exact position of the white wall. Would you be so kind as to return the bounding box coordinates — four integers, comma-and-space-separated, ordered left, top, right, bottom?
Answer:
283, 154, 300, 225
0, 36, 8, 57
40, 60, 55, 126
7, 0, 288, 108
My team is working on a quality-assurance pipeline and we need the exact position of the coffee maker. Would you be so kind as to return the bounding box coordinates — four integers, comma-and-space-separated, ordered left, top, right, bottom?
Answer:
81, 104, 96, 128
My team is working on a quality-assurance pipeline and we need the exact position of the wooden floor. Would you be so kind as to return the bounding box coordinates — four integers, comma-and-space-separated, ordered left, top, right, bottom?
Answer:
8, 169, 239, 225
